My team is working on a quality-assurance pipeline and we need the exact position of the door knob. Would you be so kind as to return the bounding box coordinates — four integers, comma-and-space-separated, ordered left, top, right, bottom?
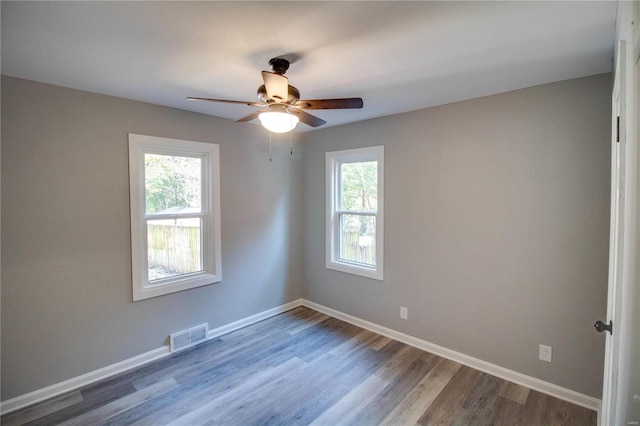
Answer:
594, 320, 613, 334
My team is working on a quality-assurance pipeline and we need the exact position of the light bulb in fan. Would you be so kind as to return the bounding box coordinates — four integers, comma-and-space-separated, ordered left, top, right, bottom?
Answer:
258, 105, 299, 133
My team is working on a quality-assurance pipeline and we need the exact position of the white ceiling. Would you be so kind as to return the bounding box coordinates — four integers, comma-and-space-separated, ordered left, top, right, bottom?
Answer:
1, 1, 617, 132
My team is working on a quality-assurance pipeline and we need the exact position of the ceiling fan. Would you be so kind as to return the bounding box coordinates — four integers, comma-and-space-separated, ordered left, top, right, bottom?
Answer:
188, 58, 363, 133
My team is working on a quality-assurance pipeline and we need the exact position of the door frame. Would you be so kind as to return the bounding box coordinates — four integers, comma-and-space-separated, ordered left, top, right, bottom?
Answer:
601, 39, 626, 426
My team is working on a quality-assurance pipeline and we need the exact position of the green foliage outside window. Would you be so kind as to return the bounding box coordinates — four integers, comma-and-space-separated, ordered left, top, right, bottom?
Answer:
340, 161, 378, 266
341, 161, 377, 211
144, 154, 202, 215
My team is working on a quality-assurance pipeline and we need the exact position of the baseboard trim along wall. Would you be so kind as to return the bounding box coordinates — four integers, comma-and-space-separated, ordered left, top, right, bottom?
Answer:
301, 300, 601, 413
1, 298, 600, 415
0, 299, 302, 415
205, 300, 303, 340
0, 346, 170, 416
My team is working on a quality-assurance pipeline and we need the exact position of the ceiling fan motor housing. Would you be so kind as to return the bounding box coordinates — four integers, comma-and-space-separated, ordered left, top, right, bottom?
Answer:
257, 84, 300, 105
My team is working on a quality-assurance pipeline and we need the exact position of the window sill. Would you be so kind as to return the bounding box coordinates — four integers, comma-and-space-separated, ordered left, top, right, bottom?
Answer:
326, 260, 383, 281
133, 272, 222, 301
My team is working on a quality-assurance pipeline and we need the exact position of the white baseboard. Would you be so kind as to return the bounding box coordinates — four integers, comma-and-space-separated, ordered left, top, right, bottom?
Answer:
2, 297, 599, 416
0, 299, 304, 416
0, 347, 170, 415
300, 299, 601, 412
207, 299, 303, 340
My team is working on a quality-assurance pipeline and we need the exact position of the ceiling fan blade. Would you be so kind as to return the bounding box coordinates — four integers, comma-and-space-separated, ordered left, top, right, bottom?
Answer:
291, 109, 327, 128
235, 110, 265, 123
294, 98, 363, 110
187, 97, 264, 107
261, 71, 289, 102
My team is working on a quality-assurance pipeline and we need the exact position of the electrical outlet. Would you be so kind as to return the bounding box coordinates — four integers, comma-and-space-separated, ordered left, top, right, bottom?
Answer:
400, 306, 408, 320
539, 344, 552, 362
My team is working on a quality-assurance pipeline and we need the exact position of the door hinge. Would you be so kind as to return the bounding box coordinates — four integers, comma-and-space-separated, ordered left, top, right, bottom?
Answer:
617, 116, 620, 142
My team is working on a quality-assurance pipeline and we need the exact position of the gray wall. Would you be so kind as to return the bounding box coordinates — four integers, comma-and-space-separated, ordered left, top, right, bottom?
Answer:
301, 74, 611, 398
2, 73, 612, 402
1, 76, 302, 400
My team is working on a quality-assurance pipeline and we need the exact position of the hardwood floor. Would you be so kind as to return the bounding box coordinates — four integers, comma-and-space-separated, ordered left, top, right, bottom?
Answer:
2, 307, 597, 426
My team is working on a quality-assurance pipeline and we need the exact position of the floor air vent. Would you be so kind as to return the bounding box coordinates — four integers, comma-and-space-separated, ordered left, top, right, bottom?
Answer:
170, 323, 208, 353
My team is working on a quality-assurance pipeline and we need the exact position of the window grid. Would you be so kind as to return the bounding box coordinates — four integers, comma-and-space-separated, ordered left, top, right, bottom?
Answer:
326, 146, 384, 281
129, 134, 222, 301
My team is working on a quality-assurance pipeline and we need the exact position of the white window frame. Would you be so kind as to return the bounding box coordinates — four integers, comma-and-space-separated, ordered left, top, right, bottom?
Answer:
326, 145, 384, 280
128, 134, 222, 301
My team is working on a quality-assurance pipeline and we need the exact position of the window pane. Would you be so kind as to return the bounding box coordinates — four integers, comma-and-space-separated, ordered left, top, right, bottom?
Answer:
145, 153, 202, 215
340, 214, 376, 266
341, 161, 377, 211
147, 218, 203, 281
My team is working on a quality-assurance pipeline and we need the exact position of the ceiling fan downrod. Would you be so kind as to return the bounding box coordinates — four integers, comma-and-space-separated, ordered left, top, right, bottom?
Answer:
269, 58, 290, 75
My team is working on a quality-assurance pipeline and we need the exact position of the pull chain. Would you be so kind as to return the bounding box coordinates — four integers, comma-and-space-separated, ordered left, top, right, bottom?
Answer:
290, 124, 293, 156
269, 131, 272, 162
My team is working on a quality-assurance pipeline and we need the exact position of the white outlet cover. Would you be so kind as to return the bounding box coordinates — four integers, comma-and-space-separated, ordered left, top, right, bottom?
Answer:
400, 307, 408, 320
539, 344, 552, 362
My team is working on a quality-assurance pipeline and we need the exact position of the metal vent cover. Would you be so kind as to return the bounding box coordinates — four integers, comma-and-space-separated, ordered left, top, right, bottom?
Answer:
170, 323, 208, 353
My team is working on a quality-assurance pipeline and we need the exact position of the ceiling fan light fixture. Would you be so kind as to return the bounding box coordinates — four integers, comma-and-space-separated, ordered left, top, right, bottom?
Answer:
258, 105, 299, 133
190, 58, 363, 130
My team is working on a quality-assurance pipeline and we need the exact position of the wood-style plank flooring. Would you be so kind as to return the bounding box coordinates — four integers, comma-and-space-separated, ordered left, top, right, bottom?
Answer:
2, 307, 597, 425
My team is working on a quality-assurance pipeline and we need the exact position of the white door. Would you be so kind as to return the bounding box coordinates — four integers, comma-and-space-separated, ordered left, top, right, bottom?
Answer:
601, 39, 626, 426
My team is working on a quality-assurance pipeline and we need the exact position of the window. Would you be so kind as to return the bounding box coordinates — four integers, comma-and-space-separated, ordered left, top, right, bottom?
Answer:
128, 134, 222, 301
326, 146, 384, 280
